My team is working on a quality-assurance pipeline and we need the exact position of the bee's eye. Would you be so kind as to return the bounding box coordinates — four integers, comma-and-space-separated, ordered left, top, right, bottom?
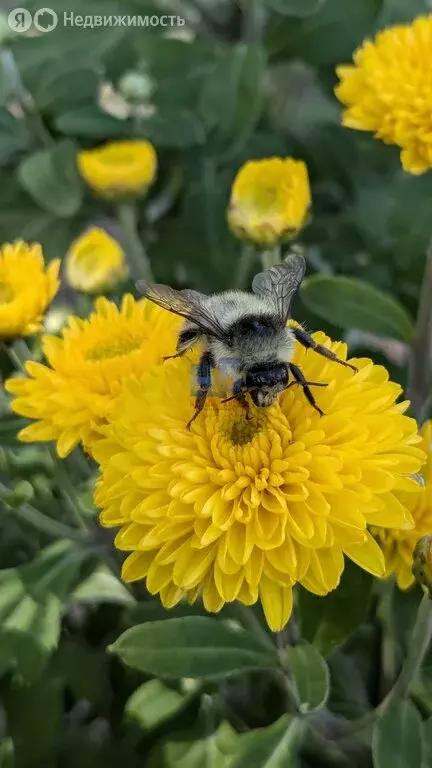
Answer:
240, 318, 270, 334
250, 319, 266, 333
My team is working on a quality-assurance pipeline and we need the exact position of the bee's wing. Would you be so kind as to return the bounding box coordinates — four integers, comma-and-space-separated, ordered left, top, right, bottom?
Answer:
136, 280, 227, 338
251, 252, 306, 323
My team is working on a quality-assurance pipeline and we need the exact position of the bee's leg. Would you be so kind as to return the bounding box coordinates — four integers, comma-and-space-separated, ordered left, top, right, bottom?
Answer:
164, 330, 199, 361
163, 350, 187, 361
186, 351, 212, 430
292, 326, 357, 372
224, 380, 251, 420
288, 363, 325, 416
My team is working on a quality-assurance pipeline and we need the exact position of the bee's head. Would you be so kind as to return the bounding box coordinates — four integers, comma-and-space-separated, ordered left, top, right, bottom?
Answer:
250, 388, 279, 407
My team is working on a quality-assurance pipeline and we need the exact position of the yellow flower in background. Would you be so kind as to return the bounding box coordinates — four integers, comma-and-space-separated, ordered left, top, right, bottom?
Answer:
335, 15, 432, 175
227, 157, 311, 247
65, 227, 128, 294
0, 241, 59, 339
93, 332, 423, 631
375, 421, 432, 590
5, 295, 181, 458
77, 140, 157, 198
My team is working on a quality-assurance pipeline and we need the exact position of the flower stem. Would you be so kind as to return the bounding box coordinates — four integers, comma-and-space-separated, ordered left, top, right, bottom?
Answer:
261, 246, 282, 270
0, 481, 82, 541
234, 244, 255, 289
117, 202, 153, 282
407, 241, 432, 419
380, 592, 432, 707
47, 447, 91, 533
241, 0, 264, 44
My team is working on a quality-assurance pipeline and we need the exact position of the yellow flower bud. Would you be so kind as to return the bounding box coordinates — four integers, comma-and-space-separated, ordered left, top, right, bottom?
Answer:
65, 227, 128, 294
227, 157, 311, 247
77, 140, 157, 199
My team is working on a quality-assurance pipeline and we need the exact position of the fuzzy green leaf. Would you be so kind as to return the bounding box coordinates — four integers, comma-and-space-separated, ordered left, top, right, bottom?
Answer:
17, 140, 83, 217
286, 644, 330, 711
372, 699, 423, 768
301, 275, 414, 341
110, 617, 276, 679
232, 716, 304, 768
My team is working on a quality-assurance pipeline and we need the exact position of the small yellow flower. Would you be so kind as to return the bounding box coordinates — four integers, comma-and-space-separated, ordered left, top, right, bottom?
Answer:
0, 241, 59, 339
227, 157, 311, 247
65, 227, 128, 294
93, 332, 423, 631
335, 15, 432, 175
5, 295, 181, 458
77, 140, 157, 198
375, 421, 432, 590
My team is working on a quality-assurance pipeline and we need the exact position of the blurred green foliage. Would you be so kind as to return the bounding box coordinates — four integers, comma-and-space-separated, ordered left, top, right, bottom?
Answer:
0, 0, 431, 766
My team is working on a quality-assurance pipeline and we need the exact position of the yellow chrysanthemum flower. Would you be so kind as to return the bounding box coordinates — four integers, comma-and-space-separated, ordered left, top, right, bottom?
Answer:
0, 241, 59, 339
93, 332, 424, 631
375, 421, 432, 590
335, 15, 432, 175
77, 140, 157, 198
65, 227, 128, 294
227, 157, 311, 247
5, 295, 180, 458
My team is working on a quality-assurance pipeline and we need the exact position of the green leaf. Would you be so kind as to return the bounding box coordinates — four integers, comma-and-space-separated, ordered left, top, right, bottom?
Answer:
148, 721, 238, 768
2, 674, 63, 767
17, 140, 84, 217
286, 644, 330, 711
56, 640, 111, 709
125, 680, 187, 730
265, 0, 328, 16
378, 0, 429, 27
110, 617, 276, 679
0, 107, 30, 165
72, 565, 135, 606
298, 563, 373, 656
199, 44, 266, 153
424, 717, 432, 767
34, 66, 100, 113
300, 275, 414, 341
0, 416, 31, 447
0, 540, 86, 682
267, 0, 383, 65
138, 109, 205, 148
372, 699, 424, 768
54, 106, 132, 138
232, 716, 304, 768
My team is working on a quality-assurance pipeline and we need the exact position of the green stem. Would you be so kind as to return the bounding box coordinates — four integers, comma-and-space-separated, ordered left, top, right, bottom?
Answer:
1, 50, 52, 148
381, 592, 432, 707
241, 0, 264, 44
276, 632, 302, 714
261, 246, 282, 270
0, 484, 82, 541
407, 241, 432, 419
47, 447, 90, 533
234, 244, 255, 289
117, 202, 153, 282
334, 592, 432, 748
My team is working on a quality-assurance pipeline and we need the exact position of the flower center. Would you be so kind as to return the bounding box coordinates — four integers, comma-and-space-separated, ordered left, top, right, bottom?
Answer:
86, 338, 141, 361
0, 282, 14, 304
229, 412, 266, 446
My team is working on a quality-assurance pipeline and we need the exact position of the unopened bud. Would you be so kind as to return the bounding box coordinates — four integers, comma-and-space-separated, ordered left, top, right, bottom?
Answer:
2, 480, 34, 507
413, 534, 432, 596
118, 71, 155, 103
